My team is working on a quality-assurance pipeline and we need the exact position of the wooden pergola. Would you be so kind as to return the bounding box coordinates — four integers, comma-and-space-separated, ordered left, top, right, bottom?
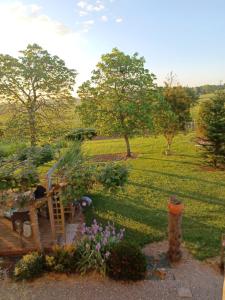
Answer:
0, 188, 76, 256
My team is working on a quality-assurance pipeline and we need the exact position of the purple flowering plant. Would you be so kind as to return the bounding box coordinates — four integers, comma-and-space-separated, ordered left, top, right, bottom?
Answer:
76, 219, 125, 275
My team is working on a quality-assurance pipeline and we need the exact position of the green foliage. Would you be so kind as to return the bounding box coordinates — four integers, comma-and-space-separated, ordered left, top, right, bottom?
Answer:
60, 164, 96, 204
76, 220, 124, 275
66, 128, 97, 141
18, 145, 55, 166
0, 44, 77, 146
78, 48, 157, 157
14, 252, 45, 281
45, 245, 77, 273
153, 96, 180, 154
194, 84, 225, 96
97, 163, 128, 190
106, 241, 147, 281
0, 142, 26, 159
198, 91, 225, 167
163, 84, 194, 130
15, 162, 39, 190
57, 141, 83, 171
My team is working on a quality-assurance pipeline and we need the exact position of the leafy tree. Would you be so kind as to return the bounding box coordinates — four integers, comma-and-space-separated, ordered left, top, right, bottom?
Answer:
0, 44, 77, 146
197, 91, 225, 167
153, 97, 180, 155
153, 81, 196, 155
77, 48, 157, 157
163, 84, 195, 130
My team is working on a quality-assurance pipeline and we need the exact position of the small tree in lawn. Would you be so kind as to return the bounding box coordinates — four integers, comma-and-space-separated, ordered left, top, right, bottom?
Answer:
0, 44, 77, 146
77, 48, 157, 157
197, 91, 225, 167
153, 97, 179, 155
154, 78, 195, 155
163, 84, 194, 131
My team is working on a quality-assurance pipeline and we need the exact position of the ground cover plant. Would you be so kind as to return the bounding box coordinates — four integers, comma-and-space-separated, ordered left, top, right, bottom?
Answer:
83, 133, 225, 260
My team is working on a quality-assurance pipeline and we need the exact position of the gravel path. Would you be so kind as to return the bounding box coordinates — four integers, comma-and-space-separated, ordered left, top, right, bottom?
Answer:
0, 241, 223, 300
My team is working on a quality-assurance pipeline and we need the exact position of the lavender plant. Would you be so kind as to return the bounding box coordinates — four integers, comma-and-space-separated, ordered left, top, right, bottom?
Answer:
76, 219, 125, 275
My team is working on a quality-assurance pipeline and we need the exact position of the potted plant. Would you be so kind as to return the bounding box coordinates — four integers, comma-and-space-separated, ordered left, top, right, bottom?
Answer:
168, 195, 184, 215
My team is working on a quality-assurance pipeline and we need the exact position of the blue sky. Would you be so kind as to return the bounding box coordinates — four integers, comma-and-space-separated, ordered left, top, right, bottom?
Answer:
0, 0, 225, 87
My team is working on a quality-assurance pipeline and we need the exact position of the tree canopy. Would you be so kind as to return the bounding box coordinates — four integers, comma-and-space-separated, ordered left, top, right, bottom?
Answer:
198, 91, 225, 167
0, 44, 77, 145
78, 48, 157, 157
163, 84, 195, 131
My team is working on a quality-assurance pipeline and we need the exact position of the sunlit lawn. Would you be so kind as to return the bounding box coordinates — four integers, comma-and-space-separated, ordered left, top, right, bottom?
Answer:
83, 133, 225, 260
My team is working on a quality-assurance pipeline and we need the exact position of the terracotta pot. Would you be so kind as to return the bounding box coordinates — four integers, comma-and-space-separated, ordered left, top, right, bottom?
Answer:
168, 202, 184, 215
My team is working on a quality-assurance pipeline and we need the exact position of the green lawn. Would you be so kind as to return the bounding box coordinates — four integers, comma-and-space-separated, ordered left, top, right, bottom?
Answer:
83, 133, 225, 260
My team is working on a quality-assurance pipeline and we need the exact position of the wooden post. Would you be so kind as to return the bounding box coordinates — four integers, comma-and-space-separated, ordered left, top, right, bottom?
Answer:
220, 233, 225, 272
29, 204, 43, 251
167, 200, 183, 262
47, 196, 56, 243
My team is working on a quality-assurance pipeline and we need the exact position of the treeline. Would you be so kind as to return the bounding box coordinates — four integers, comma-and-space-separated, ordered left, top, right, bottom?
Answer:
191, 84, 225, 96
0, 44, 224, 167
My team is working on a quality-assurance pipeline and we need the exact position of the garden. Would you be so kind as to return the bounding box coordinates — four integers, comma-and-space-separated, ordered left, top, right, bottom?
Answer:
0, 45, 224, 291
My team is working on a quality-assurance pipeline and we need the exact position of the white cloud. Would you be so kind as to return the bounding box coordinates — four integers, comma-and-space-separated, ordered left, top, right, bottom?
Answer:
116, 17, 123, 23
76, 0, 105, 17
77, 1, 87, 9
79, 10, 88, 16
101, 15, 108, 22
81, 19, 95, 32
0, 2, 96, 89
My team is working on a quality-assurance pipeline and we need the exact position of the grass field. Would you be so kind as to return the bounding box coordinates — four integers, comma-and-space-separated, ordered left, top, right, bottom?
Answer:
83, 133, 225, 260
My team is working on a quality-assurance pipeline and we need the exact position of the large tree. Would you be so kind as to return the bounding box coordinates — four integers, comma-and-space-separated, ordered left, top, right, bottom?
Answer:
197, 91, 225, 167
0, 44, 77, 146
77, 48, 157, 157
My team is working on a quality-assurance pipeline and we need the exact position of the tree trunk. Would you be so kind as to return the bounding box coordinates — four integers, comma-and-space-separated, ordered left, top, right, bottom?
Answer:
28, 107, 37, 147
124, 134, 131, 157
166, 140, 172, 155
165, 134, 174, 156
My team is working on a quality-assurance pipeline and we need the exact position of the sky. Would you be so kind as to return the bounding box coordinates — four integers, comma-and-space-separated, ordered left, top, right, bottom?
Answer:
0, 0, 225, 88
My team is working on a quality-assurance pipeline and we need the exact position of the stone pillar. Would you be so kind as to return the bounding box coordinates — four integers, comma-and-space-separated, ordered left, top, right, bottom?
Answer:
29, 204, 43, 251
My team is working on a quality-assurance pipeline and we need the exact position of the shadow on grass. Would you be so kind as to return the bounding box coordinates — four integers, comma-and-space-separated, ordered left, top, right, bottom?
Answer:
85, 191, 223, 259
131, 167, 225, 188
128, 180, 225, 207
139, 156, 202, 167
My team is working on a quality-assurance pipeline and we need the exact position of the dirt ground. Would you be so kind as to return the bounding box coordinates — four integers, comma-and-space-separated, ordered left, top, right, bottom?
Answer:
0, 241, 223, 300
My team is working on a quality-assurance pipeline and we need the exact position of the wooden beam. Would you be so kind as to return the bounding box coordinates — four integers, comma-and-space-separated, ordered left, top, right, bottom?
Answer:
47, 196, 56, 243
29, 205, 43, 251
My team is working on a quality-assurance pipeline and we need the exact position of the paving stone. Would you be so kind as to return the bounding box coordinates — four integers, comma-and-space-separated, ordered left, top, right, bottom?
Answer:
177, 287, 192, 298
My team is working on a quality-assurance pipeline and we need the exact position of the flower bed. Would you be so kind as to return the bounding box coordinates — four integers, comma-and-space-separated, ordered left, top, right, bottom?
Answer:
12, 220, 147, 282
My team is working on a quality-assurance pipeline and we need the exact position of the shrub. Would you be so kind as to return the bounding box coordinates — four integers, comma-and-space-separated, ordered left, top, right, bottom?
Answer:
17, 145, 54, 167
198, 91, 225, 167
66, 128, 97, 142
0, 142, 26, 159
38, 144, 55, 165
14, 252, 45, 281
60, 164, 96, 205
76, 220, 125, 275
15, 162, 39, 190
97, 163, 128, 190
106, 241, 147, 281
45, 245, 77, 273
